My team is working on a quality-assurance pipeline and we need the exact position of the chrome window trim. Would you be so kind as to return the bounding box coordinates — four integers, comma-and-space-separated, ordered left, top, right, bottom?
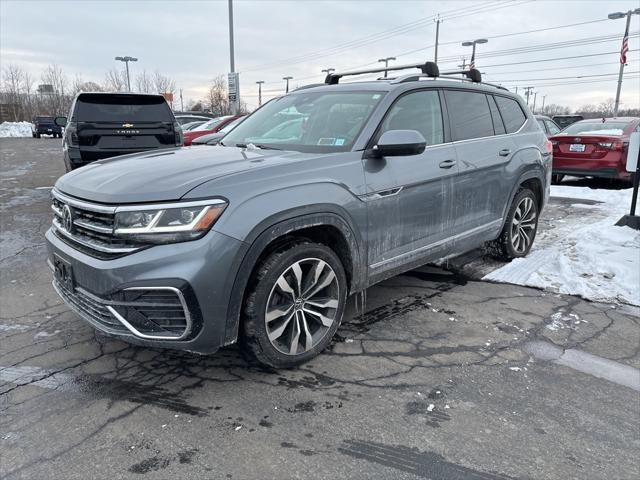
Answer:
370, 219, 503, 270
107, 286, 192, 341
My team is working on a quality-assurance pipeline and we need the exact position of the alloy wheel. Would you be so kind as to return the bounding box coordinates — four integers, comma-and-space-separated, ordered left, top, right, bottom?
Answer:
510, 196, 537, 254
264, 258, 340, 355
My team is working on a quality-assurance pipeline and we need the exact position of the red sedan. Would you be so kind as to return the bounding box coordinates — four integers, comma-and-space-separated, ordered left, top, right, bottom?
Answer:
183, 115, 241, 146
550, 117, 640, 183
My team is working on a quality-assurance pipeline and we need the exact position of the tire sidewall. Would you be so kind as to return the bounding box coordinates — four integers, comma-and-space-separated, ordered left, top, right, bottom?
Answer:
244, 243, 347, 368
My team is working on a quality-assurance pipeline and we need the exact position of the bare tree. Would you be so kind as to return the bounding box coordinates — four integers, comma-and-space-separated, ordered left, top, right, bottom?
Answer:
41, 64, 70, 115
2, 64, 25, 121
104, 68, 127, 92
135, 69, 153, 93
153, 70, 176, 95
206, 75, 230, 116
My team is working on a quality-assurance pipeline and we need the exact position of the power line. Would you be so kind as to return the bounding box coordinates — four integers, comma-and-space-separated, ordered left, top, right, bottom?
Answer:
240, 0, 520, 72
486, 70, 640, 83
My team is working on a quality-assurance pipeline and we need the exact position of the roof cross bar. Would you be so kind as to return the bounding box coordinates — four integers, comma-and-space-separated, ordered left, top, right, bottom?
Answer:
325, 61, 439, 84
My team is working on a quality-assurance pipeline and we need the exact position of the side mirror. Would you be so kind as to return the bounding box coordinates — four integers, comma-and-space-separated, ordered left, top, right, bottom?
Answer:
373, 130, 426, 157
54, 116, 67, 127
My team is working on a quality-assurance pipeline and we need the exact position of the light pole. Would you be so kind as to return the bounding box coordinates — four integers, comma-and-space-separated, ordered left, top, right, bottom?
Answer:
256, 80, 264, 106
461, 38, 487, 69
378, 57, 396, 77
434, 14, 442, 63
608, 8, 640, 116
114, 56, 137, 91
283, 76, 293, 93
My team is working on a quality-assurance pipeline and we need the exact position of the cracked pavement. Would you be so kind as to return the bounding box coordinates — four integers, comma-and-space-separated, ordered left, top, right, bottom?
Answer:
1, 138, 639, 480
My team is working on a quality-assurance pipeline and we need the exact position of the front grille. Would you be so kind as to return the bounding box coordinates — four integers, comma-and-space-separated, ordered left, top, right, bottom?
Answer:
53, 279, 128, 334
53, 279, 191, 340
51, 190, 143, 259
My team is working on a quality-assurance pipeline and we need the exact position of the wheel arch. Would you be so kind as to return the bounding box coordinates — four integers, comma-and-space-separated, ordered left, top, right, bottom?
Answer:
223, 209, 364, 346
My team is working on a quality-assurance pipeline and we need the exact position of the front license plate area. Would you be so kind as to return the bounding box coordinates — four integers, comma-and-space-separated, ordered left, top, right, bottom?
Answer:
569, 143, 585, 152
54, 255, 74, 292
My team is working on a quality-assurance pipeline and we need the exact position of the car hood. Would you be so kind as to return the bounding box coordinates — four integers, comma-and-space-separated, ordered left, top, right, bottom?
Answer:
55, 146, 302, 204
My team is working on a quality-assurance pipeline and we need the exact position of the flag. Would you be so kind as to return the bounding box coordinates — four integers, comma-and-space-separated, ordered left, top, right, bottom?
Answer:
620, 23, 629, 65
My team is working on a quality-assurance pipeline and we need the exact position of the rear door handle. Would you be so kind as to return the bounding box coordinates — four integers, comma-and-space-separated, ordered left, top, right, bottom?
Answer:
499, 149, 511, 157
439, 159, 457, 169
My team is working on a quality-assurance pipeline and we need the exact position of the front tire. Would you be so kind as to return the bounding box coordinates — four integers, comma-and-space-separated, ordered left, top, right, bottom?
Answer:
493, 188, 539, 260
241, 241, 347, 368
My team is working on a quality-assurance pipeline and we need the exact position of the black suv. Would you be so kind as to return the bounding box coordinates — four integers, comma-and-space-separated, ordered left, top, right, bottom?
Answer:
32, 116, 63, 138
56, 92, 183, 171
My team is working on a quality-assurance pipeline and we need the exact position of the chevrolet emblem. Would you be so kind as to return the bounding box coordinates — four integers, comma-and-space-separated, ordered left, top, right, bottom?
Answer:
122, 123, 134, 128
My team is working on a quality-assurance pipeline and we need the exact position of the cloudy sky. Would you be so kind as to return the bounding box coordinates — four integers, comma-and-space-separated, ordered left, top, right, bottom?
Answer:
1, 0, 638, 110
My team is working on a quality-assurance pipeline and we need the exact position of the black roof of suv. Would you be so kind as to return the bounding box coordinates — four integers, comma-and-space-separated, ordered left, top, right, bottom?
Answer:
61, 92, 182, 172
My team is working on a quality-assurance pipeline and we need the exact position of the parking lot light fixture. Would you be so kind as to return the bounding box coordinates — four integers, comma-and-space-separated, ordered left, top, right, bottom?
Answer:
114, 56, 138, 92
608, 8, 640, 116
283, 76, 293, 93
378, 57, 396, 78
321, 67, 335, 76
462, 39, 487, 69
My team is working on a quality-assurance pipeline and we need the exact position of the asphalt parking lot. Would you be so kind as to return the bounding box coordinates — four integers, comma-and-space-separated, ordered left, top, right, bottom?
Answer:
1, 138, 639, 480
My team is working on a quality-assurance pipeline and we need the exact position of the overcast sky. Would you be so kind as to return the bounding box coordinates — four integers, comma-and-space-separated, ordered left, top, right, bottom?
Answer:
1, 0, 639, 110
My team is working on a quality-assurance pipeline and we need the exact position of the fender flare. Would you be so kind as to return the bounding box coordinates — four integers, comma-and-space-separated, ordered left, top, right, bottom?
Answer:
500, 167, 545, 230
223, 208, 364, 345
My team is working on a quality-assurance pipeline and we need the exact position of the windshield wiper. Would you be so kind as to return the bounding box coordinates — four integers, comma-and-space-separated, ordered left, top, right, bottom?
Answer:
234, 142, 282, 150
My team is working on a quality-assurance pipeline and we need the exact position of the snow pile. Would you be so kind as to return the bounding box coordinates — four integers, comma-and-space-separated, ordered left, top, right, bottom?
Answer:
0, 121, 32, 138
485, 186, 640, 306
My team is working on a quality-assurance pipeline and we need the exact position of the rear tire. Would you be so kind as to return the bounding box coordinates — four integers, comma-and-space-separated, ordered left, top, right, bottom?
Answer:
493, 188, 539, 260
240, 241, 347, 368
35, 133, 41, 138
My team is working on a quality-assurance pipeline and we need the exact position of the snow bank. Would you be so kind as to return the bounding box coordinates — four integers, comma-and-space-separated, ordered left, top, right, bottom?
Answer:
485, 186, 640, 306
0, 121, 32, 138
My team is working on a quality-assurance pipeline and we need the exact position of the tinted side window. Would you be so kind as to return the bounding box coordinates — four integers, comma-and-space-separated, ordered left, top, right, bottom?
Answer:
444, 90, 494, 141
495, 96, 527, 133
380, 90, 444, 146
546, 120, 561, 135
488, 95, 506, 135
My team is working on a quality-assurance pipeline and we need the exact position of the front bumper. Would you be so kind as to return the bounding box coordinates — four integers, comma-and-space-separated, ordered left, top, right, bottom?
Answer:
46, 227, 248, 353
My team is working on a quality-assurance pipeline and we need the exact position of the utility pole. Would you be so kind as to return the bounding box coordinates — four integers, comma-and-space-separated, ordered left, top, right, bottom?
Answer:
283, 76, 293, 93
256, 80, 264, 106
532, 92, 538, 114
434, 15, 441, 63
227, 0, 239, 114
378, 57, 396, 78
541, 94, 547, 113
180, 89, 184, 111
523, 86, 534, 107
458, 58, 466, 70
608, 8, 640, 116
515, 86, 518, 95
115, 56, 138, 91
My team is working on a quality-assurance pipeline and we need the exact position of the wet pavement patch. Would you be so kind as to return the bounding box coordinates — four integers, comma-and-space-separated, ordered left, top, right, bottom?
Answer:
338, 439, 517, 479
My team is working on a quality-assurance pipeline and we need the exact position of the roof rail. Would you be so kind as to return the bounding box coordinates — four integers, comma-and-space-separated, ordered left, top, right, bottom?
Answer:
325, 61, 440, 84
391, 72, 509, 91
292, 83, 327, 92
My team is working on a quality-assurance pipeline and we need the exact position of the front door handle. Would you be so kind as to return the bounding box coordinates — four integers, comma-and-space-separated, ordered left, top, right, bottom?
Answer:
439, 159, 457, 169
499, 149, 511, 157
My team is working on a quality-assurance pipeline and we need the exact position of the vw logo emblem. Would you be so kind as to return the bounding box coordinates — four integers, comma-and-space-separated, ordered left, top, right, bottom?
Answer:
61, 205, 73, 233
574, 137, 581, 142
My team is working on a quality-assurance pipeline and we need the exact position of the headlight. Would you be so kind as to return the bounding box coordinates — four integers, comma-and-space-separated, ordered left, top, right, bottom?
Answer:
114, 200, 227, 244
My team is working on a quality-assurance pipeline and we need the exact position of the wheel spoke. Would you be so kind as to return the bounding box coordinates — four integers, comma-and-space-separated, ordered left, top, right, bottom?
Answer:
288, 312, 301, 355
305, 297, 339, 309
303, 306, 334, 327
520, 227, 531, 247
277, 276, 296, 298
300, 311, 313, 351
267, 311, 295, 342
291, 262, 303, 296
303, 260, 326, 295
266, 303, 294, 323
304, 269, 336, 299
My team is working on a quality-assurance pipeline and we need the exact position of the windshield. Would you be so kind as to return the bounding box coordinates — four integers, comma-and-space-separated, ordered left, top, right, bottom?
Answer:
223, 91, 385, 153
560, 121, 630, 136
193, 117, 228, 131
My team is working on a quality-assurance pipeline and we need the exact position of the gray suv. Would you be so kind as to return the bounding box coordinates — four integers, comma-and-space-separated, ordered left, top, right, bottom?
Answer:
46, 62, 551, 368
